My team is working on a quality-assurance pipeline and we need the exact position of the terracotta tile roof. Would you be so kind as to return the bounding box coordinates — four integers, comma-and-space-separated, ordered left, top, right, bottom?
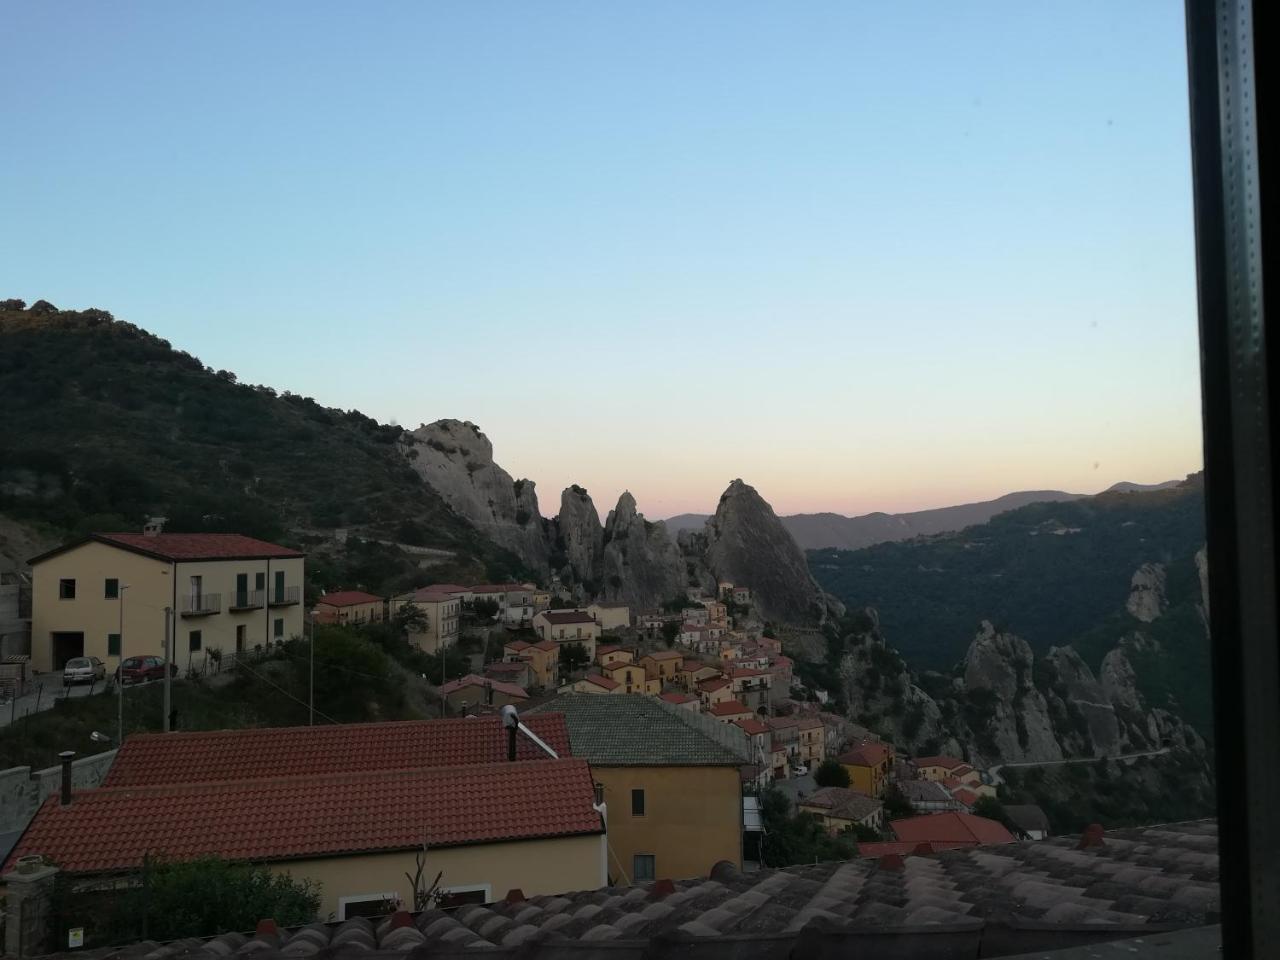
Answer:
839, 742, 891, 767
539, 611, 596, 625
470, 583, 527, 594
531, 640, 558, 652
952, 763, 976, 778
766, 715, 800, 731
316, 590, 384, 607
733, 717, 770, 736
800, 787, 883, 823
407, 587, 458, 602
595, 645, 620, 656
581, 674, 619, 690
890, 812, 1015, 846
31, 532, 304, 565
915, 754, 967, 770
438, 674, 528, 700
697, 677, 731, 692
102, 715, 571, 788
729, 666, 768, 678
659, 692, 696, 705
708, 699, 752, 717
7, 759, 601, 874
504, 640, 532, 651
796, 716, 824, 730
643, 649, 682, 661
952, 788, 980, 807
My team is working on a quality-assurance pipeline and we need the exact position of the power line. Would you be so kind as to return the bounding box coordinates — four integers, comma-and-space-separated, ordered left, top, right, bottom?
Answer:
232, 657, 340, 725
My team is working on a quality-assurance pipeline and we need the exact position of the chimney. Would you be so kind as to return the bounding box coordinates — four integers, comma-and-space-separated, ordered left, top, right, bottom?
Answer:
1078, 823, 1106, 849
58, 751, 75, 805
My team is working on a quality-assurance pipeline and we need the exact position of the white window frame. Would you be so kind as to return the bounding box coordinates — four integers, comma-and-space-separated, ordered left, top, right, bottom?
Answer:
337, 892, 399, 920
440, 882, 492, 905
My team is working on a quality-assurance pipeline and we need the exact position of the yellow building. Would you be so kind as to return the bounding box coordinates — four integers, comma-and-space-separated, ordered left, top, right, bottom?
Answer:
796, 716, 825, 767
640, 649, 683, 685
530, 694, 752, 885
28, 532, 305, 673
696, 676, 734, 709
680, 662, 723, 691
914, 755, 970, 782
837, 741, 895, 797
315, 590, 385, 626
566, 673, 622, 694
532, 610, 601, 661
438, 674, 528, 713
596, 645, 634, 668
600, 660, 659, 694
389, 587, 461, 654
5, 719, 604, 918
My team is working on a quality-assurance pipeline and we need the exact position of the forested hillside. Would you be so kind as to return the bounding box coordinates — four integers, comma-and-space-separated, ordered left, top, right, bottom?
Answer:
0, 300, 525, 592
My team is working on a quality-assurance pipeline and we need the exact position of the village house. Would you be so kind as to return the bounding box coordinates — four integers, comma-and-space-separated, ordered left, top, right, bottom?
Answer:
315, 590, 385, 626
680, 606, 710, 627
4, 717, 604, 918
28, 531, 305, 672
532, 610, 601, 660
389, 586, 460, 654
482, 658, 533, 690
798, 787, 885, 835
837, 741, 895, 797
680, 660, 723, 691
1004, 804, 1052, 841
586, 601, 631, 631
731, 586, 751, 605
707, 699, 754, 724
565, 673, 621, 695
529, 695, 751, 884
595, 645, 634, 668
914, 755, 971, 782
728, 666, 772, 711
732, 716, 773, 780
599, 659, 658, 694
897, 778, 961, 813
439, 674, 528, 713
696, 676, 734, 709
503, 638, 559, 689
658, 691, 699, 712
796, 715, 825, 767
769, 654, 794, 691
639, 649, 683, 686
698, 599, 728, 622
471, 583, 536, 625
884, 812, 1015, 852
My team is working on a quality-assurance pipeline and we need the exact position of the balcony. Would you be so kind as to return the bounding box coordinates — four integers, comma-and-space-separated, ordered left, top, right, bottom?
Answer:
229, 590, 264, 611
269, 585, 300, 607
180, 593, 221, 617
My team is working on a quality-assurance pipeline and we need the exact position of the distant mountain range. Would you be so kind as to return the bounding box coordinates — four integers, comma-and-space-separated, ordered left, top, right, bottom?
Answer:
663, 481, 1183, 551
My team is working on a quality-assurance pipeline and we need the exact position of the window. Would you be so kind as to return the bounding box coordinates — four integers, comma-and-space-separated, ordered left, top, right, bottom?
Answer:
438, 884, 491, 908
104, 578, 119, 599
255, 572, 266, 591
59, 579, 75, 600
337, 893, 399, 920
274, 570, 285, 601
633, 854, 655, 882
189, 630, 202, 651
107, 633, 121, 656
631, 788, 645, 816
273, 618, 284, 638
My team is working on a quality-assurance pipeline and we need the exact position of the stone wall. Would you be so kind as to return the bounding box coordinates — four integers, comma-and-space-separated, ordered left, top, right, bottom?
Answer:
0, 749, 117, 833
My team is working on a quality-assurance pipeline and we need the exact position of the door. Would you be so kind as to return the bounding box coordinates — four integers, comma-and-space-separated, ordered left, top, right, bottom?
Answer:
235, 573, 249, 608
51, 632, 84, 670
274, 570, 285, 603
190, 575, 202, 612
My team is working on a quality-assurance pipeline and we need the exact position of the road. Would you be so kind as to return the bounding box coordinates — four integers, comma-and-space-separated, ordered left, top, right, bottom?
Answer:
988, 747, 1171, 785
1, 672, 117, 728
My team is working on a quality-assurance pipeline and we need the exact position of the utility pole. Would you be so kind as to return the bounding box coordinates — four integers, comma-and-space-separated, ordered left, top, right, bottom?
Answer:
117, 584, 129, 746
162, 606, 172, 732
309, 609, 317, 725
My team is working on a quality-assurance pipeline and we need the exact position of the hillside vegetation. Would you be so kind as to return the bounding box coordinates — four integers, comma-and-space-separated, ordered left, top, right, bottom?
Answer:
0, 300, 527, 592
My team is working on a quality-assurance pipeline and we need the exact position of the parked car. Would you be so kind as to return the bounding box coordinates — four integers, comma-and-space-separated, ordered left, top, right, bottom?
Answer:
63, 656, 106, 686
114, 656, 178, 685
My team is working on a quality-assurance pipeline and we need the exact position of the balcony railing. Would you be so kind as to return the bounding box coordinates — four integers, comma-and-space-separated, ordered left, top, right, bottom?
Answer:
180, 593, 221, 617
229, 590, 265, 611
269, 585, 300, 607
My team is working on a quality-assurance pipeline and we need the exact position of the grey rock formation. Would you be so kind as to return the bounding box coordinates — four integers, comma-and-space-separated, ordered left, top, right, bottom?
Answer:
1125, 563, 1168, 623
1043, 646, 1121, 756
600, 491, 688, 610
703, 479, 826, 623
962, 622, 1063, 765
1100, 647, 1142, 712
405, 420, 550, 570
555, 485, 605, 592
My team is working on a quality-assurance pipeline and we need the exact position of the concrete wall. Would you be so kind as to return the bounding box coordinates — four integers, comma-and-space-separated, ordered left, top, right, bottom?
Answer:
0, 749, 117, 834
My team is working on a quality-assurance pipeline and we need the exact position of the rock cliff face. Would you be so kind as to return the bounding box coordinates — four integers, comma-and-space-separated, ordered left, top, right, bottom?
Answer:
1125, 563, 1168, 623
553, 485, 605, 593
704, 480, 827, 623
962, 623, 1063, 766
600, 492, 688, 610
404, 420, 550, 569
1041, 645, 1121, 757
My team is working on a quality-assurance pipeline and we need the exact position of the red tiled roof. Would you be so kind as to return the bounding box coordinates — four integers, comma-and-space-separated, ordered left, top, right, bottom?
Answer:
8, 759, 601, 874
733, 717, 770, 736
697, 677, 731, 692
766, 715, 800, 730
890, 812, 1015, 846
856, 840, 972, 858
32, 532, 304, 565
708, 699, 752, 717
644, 649, 682, 661
409, 587, 459, 602
595, 645, 621, 656
505, 640, 532, 651
660, 692, 696, 705
103, 715, 571, 788
540, 611, 596, 625
438, 674, 528, 700
730, 667, 768, 678
838, 742, 891, 767
532, 640, 558, 652
581, 674, 619, 690
316, 590, 384, 608
471, 583, 527, 594
952, 763, 976, 778
914, 754, 967, 770
796, 716, 824, 730
953, 788, 980, 807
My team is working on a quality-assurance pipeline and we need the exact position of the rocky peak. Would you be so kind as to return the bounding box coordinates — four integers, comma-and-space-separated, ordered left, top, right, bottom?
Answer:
1042, 646, 1121, 757
1125, 562, 1168, 623
962, 622, 1063, 765
704, 479, 826, 623
600, 491, 687, 610
555, 485, 605, 592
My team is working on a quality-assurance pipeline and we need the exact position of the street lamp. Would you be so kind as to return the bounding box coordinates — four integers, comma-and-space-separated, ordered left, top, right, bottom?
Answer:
117, 584, 129, 746
309, 609, 319, 725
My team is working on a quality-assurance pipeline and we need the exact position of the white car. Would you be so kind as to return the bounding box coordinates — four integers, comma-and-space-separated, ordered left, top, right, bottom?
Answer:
63, 656, 106, 686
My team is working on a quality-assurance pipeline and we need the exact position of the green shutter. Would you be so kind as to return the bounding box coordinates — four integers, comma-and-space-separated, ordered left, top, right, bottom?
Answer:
107, 633, 121, 656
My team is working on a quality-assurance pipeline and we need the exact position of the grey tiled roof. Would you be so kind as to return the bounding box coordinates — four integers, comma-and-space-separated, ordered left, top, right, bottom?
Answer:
528, 694, 750, 766
63, 821, 1219, 960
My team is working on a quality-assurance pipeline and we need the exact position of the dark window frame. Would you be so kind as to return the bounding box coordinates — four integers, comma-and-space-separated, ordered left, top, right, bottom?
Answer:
632, 854, 655, 882
189, 630, 202, 652
58, 578, 75, 600
104, 578, 119, 599
631, 788, 645, 817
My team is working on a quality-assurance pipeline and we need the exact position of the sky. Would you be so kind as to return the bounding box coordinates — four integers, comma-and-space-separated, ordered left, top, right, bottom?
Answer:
1, 2, 1203, 520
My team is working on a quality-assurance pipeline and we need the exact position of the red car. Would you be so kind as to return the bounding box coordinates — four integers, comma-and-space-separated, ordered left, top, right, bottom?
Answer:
115, 655, 178, 684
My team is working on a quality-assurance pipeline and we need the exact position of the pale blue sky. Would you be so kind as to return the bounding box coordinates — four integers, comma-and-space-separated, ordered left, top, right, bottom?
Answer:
1, 2, 1202, 519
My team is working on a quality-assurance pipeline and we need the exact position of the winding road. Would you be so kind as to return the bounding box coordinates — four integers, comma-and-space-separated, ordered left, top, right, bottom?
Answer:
988, 747, 1171, 785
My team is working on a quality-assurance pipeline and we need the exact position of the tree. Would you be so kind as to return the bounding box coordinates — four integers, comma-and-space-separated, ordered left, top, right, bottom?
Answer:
813, 759, 851, 788
661, 621, 680, 647
882, 783, 914, 820
559, 642, 590, 673
471, 598, 500, 619
393, 600, 428, 635
972, 795, 1019, 834
758, 787, 858, 868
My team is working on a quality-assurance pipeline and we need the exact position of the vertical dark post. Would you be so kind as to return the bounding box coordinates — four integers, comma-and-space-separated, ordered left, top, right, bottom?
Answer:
58, 751, 74, 806
141, 852, 149, 942
508, 726, 517, 762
